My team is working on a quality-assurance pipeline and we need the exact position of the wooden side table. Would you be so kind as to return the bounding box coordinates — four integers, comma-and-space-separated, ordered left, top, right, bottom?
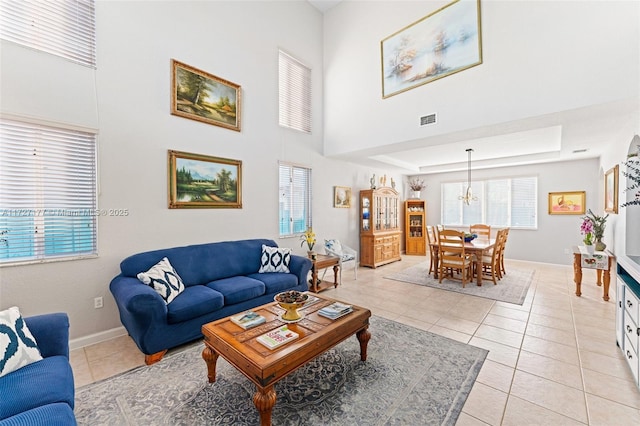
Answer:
573, 246, 615, 301
309, 253, 340, 293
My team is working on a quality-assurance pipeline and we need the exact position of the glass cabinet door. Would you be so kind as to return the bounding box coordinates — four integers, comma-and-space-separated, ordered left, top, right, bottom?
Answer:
361, 196, 370, 231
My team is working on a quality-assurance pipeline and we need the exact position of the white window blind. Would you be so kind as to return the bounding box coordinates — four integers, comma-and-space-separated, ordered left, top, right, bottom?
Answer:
441, 176, 537, 229
278, 50, 311, 133
0, 0, 96, 68
278, 162, 312, 237
0, 118, 97, 264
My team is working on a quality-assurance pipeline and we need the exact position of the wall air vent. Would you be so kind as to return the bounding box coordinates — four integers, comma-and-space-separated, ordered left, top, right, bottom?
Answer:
420, 113, 437, 126
572, 149, 588, 154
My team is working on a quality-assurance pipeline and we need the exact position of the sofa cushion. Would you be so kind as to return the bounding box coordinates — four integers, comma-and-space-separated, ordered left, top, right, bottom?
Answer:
0, 403, 76, 426
207, 276, 265, 305
137, 257, 185, 304
258, 244, 291, 273
0, 355, 74, 421
166, 286, 225, 325
248, 272, 299, 294
0, 307, 42, 378
120, 239, 278, 286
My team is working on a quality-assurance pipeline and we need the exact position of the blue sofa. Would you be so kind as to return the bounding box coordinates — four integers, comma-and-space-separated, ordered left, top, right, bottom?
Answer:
110, 238, 312, 364
0, 313, 76, 425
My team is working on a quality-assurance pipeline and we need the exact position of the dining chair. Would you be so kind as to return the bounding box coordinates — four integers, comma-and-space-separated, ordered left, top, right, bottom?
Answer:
479, 229, 506, 285
425, 225, 438, 275
499, 228, 510, 277
323, 239, 358, 283
436, 224, 445, 233
438, 229, 474, 287
470, 224, 491, 240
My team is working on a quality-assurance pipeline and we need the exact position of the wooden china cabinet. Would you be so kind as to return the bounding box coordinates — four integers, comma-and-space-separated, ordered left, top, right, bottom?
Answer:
359, 187, 401, 268
405, 200, 426, 255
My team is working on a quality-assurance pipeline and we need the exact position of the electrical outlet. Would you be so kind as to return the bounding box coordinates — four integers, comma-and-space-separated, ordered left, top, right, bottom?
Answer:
94, 296, 103, 309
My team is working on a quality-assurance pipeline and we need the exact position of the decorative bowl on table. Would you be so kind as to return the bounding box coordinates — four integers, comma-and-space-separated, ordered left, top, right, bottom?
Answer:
274, 291, 309, 322
464, 233, 478, 243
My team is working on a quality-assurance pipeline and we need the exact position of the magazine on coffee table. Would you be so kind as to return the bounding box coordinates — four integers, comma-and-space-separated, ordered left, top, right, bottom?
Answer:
230, 311, 266, 329
318, 302, 353, 320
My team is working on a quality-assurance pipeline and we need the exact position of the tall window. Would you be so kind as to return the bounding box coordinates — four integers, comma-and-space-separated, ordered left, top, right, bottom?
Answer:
0, 0, 96, 68
279, 162, 312, 237
0, 119, 97, 264
278, 50, 311, 133
441, 176, 537, 229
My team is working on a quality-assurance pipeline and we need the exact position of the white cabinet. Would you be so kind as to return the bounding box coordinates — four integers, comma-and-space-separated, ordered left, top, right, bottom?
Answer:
617, 261, 640, 389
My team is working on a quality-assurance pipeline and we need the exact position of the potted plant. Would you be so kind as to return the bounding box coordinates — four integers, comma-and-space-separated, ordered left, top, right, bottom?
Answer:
300, 227, 316, 257
408, 178, 426, 199
580, 209, 608, 252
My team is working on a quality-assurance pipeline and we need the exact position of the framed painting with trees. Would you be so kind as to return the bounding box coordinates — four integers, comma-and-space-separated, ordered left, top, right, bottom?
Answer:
171, 59, 241, 131
168, 150, 242, 209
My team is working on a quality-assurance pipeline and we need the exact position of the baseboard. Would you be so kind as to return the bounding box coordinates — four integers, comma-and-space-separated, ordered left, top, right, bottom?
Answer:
69, 326, 128, 350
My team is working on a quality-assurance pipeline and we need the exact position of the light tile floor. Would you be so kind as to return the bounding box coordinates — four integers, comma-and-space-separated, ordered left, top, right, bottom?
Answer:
71, 255, 640, 425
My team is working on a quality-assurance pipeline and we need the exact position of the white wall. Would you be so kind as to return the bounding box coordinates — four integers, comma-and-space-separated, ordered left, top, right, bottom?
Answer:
415, 158, 600, 265
0, 0, 400, 342
323, 0, 639, 156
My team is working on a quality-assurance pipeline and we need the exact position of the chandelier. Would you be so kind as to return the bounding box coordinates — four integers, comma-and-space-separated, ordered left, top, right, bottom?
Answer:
459, 148, 478, 205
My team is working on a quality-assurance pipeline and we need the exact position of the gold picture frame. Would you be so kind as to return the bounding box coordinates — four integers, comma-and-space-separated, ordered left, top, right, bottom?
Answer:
334, 186, 351, 208
548, 191, 585, 215
380, 0, 483, 98
604, 164, 619, 214
171, 59, 241, 131
168, 150, 242, 209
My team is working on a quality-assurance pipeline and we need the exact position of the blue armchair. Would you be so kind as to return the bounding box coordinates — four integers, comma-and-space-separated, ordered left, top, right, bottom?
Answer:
0, 313, 76, 425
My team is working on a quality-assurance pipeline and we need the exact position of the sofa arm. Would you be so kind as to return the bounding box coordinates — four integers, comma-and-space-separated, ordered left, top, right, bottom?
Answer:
288, 255, 312, 286
24, 313, 70, 359
109, 275, 169, 337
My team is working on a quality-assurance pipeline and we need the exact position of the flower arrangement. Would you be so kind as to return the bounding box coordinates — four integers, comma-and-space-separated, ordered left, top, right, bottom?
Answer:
408, 178, 426, 191
300, 227, 316, 251
580, 209, 608, 246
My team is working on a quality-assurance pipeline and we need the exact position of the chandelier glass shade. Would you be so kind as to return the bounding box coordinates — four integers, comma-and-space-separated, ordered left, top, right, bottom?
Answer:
459, 148, 478, 205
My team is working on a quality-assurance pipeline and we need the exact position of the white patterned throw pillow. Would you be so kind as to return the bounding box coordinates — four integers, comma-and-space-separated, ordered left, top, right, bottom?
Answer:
137, 257, 185, 304
0, 306, 43, 377
259, 245, 291, 273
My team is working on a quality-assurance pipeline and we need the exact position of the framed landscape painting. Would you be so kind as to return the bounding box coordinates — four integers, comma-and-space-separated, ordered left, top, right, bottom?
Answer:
171, 59, 241, 131
381, 0, 482, 98
548, 191, 585, 215
168, 150, 242, 209
604, 165, 618, 213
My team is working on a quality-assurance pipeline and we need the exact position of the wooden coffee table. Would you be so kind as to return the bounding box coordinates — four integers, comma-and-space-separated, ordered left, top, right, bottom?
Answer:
201, 294, 371, 426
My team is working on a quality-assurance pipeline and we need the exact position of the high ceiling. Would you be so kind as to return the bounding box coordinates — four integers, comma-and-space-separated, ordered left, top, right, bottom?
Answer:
308, 1, 638, 175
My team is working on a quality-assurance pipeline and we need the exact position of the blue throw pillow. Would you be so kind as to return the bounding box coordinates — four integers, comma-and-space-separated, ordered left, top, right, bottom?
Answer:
259, 245, 291, 273
137, 257, 185, 304
0, 306, 43, 377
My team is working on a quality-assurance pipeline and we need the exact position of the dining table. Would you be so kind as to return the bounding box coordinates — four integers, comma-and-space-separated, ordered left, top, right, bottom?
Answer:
429, 238, 496, 286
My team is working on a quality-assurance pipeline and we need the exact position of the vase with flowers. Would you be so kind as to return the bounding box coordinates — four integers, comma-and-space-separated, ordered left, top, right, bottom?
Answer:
408, 178, 426, 199
300, 227, 316, 258
580, 209, 608, 252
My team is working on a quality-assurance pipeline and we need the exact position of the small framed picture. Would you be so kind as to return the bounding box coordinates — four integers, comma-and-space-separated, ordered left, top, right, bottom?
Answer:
604, 165, 619, 213
548, 191, 585, 215
171, 59, 241, 131
168, 150, 242, 209
334, 186, 351, 208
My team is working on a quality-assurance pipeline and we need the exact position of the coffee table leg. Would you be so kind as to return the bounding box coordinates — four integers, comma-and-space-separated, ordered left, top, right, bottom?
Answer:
202, 345, 219, 383
573, 253, 582, 297
356, 326, 371, 361
253, 385, 276, 426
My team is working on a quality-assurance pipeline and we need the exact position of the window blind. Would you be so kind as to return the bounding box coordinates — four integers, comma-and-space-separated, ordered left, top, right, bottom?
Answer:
441, 176, 537, 229
0, 0, 96, 68
278, 50, 311, 133
278, 162, 312, 237
0, 118, 97, 263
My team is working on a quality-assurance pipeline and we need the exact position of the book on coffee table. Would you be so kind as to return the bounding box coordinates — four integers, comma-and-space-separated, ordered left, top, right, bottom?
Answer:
318, 302, 353, 320
257, 326, 299, 349
230, 311, 266, 329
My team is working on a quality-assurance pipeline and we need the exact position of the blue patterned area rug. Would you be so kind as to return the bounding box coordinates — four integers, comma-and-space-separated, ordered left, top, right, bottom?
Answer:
75, 316, 487, 426
385, 262, 534, 305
